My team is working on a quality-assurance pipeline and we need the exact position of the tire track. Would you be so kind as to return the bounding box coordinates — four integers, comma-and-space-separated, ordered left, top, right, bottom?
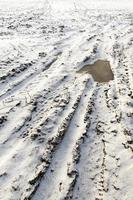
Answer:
32, 80, 96, 200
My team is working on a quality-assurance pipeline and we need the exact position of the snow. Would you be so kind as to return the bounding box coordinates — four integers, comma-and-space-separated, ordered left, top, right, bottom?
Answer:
0, 0, 133, 200
0, 0, 133, 11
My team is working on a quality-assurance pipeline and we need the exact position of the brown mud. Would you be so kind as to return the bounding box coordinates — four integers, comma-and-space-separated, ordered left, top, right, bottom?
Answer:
78, 60, 114, 83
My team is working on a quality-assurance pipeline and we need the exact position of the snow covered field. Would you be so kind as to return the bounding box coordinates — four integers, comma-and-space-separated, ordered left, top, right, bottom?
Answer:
0, 0, 133, 199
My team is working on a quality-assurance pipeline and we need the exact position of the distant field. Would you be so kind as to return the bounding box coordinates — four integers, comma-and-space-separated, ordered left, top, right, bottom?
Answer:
0, 0, 132, 10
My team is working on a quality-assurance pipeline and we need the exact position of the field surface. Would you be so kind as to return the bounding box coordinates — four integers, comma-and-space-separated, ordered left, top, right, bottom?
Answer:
0, 1, 133, 199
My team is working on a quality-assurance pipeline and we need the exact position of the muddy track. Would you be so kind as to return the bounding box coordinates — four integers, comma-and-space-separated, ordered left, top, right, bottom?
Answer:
0, 7, 133, 200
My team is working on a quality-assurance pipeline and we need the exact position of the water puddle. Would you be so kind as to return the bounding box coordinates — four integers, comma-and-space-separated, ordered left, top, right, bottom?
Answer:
77, 60, 114, 83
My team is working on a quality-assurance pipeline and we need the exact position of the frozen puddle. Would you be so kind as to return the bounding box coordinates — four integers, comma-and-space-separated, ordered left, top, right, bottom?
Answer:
78, 60, 114, 83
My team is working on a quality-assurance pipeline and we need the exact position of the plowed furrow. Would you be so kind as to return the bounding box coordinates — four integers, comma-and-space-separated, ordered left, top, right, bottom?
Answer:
31, 80, 96, 200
